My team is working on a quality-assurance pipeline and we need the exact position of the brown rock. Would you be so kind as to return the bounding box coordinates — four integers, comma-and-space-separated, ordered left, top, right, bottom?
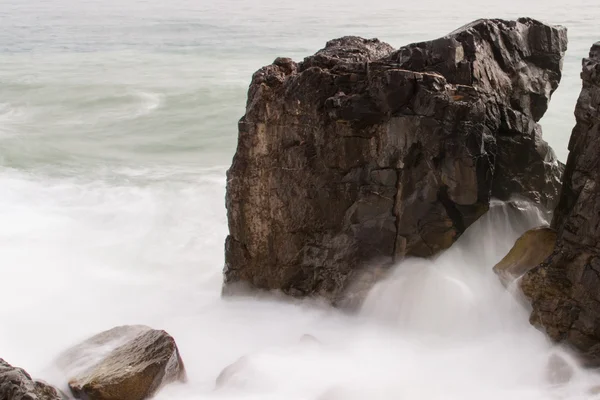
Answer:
60, 326, 186, 400
521, 42, 600, 366
225, 18, 566, 303
0, 358, 66, 400
493, 227, 556, 286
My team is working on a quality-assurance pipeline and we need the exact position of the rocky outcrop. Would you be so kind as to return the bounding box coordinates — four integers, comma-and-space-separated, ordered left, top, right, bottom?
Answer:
521, 43, 600, 366
58, 325, 186, 400
225, 18, 566, 302
0, 358, 66, 400
493, 227, 556, 286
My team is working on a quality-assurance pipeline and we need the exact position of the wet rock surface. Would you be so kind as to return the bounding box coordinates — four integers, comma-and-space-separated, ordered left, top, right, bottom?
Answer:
0, 358, 65, 400
521, 42, 600, 366
59, 325, 186, 400
225, 18, 566, 303
493, 227, 557, 286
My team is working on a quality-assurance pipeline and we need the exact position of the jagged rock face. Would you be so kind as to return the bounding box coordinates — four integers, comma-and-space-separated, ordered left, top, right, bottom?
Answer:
0, 358, 66, 400
225, 18, 566, 302
521, 43, 600, 366
59, 326, 186, 400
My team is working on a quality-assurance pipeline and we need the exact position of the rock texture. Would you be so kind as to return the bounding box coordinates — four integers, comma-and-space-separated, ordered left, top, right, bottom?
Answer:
521, 43, 600, 366
0, 358, 65, 400
59, 325, 186, 400
225, 18, 566, 302
493, 227, 556, 286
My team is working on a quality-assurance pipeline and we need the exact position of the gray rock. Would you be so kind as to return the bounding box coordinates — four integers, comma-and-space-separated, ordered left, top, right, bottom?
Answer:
58, 325, 186, 400
225, 18, 566, 303
0, 358, 65, 400
521, 42, 600, 366
545, 352, 575, 385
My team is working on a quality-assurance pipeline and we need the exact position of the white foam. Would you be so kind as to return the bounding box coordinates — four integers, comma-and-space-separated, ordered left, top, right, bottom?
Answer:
1, 165, 599, 400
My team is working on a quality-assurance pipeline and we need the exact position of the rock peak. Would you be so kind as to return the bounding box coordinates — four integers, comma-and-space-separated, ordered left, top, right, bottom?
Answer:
300, 36, 394, 71
388, 18, 567, 121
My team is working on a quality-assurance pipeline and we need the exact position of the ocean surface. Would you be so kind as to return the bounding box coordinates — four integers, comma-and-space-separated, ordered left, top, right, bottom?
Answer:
1, 0, 599, 399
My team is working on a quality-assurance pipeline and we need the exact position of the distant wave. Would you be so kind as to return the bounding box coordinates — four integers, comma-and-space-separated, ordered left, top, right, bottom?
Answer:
0, 102, 26, 137
130, 90, 163, 118
0, 102, 23, 120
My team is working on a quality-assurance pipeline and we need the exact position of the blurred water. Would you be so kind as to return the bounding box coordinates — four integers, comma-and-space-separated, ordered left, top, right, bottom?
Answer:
1, 0, 599, 399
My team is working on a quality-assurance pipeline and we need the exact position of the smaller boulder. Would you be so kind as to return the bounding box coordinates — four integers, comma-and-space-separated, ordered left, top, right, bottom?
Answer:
545, 352, 575, 385
0, 358, 66, 400
493, 227, 557, 286
59, 326, 186, 400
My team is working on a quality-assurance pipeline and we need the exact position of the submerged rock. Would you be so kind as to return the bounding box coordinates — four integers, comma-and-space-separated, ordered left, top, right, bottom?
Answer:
521, 43, 600, 366
215, 356, 250, 389
0, 358, 66, 400
225, 18, 566, 303
59, 325, 186, 400
298, 334, 321, 346
545, 352, 575, 385
493, 227, 556, 286
216, 335, 321, 390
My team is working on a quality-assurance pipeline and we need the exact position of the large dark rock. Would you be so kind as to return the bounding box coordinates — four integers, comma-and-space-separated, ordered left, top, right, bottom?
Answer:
521, 42, 600, 366
58, 325, 186, 400
225, 18, 566, 303
0, 358, 66, 400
